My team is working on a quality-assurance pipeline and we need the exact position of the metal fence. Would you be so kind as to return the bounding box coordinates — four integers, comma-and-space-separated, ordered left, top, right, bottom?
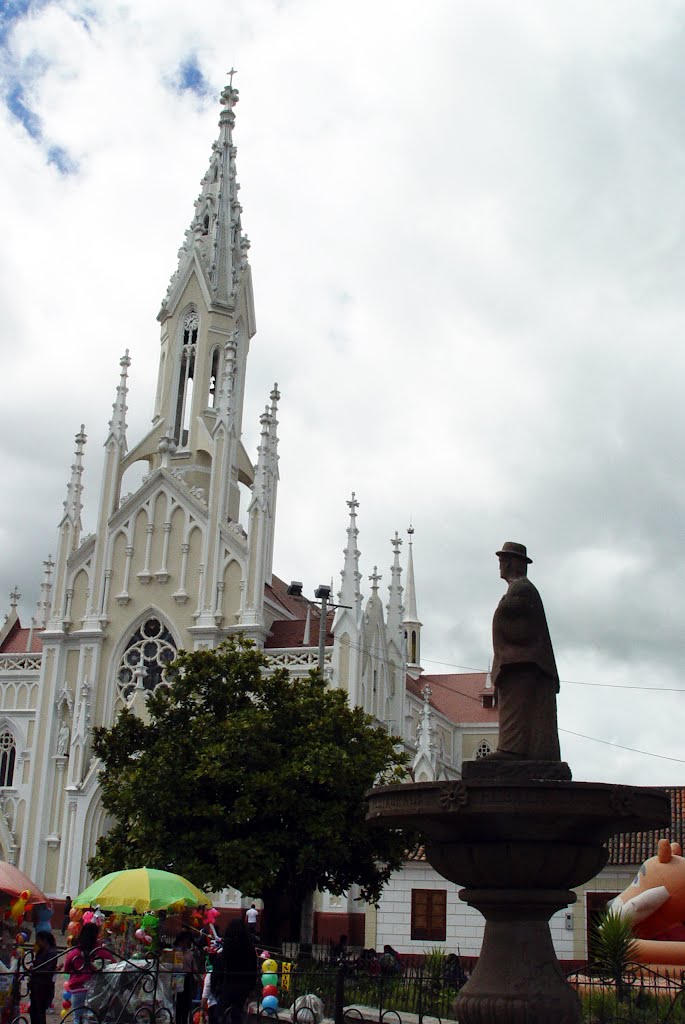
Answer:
566, 963, 685, 1023
15, 946, 685, 1024
2, 945, 468, 1024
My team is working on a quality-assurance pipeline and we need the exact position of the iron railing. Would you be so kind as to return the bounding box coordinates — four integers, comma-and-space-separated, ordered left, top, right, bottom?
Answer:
3, 945, 468, 1024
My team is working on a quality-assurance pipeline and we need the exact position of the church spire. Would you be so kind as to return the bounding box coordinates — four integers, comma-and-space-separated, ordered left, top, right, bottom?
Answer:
161, 75, 250, 311
106, 351, 131, 449
49, 426, 87, 629
338, 493, 362, 619
386, 531, 404, 641
404, 525, 423, 677
61, 426, 87, 532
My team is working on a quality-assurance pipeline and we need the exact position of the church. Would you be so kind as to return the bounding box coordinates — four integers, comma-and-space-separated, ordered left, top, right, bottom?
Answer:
0, 83, 498, 940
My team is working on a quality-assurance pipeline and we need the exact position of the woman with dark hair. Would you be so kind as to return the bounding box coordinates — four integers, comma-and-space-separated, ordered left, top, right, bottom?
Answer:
64, 922, 113, 1024
210, 920, 258, 1024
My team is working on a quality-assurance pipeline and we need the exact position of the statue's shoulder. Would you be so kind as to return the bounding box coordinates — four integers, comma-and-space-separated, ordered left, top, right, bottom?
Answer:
507, 577, 538, 599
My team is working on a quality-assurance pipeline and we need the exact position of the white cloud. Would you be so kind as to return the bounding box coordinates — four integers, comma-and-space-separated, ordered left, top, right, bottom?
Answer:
2, 0, 685, 786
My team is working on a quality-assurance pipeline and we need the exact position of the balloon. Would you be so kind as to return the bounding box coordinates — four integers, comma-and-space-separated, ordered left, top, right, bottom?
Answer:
261, 997, 279, 1011
10, 890, 30, 923
62, 1002, 71, 1011
261, 973, 278, 987
63, 992, 72, 1003
260, 950, 271, 959
69, 909, 78, 920
261, 959, 278, 974
63, 983, 70, 993
204, 908, 219, 925
67, 922, 78, 936
82, 912, 94, 925
262, 985, 278, 998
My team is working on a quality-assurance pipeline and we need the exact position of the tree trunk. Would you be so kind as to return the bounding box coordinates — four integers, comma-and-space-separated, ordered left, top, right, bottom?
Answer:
299, 888, 314, 944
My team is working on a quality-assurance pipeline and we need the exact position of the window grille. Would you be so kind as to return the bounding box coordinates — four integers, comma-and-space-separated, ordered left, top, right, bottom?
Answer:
116, 618, 177, 702
0, 732, 16, 788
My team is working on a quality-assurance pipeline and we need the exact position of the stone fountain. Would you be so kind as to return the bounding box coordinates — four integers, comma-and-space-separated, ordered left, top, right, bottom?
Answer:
367, 542, 669, 1024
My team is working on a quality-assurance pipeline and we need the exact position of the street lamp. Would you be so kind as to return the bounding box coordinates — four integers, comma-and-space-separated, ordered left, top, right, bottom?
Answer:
287, 581, 349, 675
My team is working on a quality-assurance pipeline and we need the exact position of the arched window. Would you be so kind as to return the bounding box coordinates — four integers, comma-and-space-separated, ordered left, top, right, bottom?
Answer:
174, 311, 198, 446
116, 618, 177, 703
475, 739, 493, 759
202, 214, 210, 234
209, 348, 221, 408
0, 733, 16, 787
410, 630, 417, 664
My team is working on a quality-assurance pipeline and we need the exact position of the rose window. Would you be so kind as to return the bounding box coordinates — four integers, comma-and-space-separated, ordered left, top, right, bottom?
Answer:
117, 618, 177, 702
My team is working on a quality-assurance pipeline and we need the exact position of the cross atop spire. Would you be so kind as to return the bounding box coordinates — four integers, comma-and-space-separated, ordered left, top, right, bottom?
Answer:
161, 79, 250, 312
369, 566, 382, 593
9, 586, 20, 609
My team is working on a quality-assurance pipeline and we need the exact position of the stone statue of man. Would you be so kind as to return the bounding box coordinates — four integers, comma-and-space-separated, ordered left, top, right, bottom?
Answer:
491, 541, 560, 761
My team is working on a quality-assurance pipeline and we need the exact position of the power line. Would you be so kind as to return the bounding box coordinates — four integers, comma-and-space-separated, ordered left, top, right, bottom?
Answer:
560, 728, 685, 766
411, 667, 683, 765
418, 654, 685, 693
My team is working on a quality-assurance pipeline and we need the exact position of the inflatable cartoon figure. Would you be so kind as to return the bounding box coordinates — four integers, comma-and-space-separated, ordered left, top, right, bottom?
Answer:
608, 838, 685, 965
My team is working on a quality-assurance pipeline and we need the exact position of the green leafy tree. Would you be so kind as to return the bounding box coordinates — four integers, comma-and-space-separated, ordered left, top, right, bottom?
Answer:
90, 637, 415, 939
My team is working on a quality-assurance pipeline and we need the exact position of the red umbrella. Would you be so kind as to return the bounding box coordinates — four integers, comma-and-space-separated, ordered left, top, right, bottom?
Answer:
0, 863, 49, 906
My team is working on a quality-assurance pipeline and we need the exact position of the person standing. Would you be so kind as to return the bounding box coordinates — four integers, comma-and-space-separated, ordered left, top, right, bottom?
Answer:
211, 920, 258, 1024
64, 922, 114, 1024
28, 932, 56, 1024
61, 897, 72, 936
244, 905, 258, 940
173, 930, 196, 1024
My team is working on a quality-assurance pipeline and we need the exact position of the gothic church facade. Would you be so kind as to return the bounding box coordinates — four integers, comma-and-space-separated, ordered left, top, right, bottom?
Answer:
0, 87, 497, 930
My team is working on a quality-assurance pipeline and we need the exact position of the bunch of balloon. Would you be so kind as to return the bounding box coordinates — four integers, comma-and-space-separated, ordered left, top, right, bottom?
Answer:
66, 907, 84, 947
260, 958, 279, 1014
61, 982, 72, 1020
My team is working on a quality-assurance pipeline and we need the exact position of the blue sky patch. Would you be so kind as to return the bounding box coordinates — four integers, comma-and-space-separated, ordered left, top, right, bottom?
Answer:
175, 55, 211, 97
6, 80, 42, 140
47, 144, 78, 175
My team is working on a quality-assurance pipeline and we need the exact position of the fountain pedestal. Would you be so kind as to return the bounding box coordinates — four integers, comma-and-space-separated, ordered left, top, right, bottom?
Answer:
366, 775, 669, 1024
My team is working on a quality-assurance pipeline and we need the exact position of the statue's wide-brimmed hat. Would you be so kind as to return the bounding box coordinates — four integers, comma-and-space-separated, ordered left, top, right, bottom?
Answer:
496, 541, 532, 564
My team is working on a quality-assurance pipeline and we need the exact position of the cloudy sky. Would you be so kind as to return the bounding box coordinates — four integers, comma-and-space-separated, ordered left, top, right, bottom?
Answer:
2, 0, 685, 786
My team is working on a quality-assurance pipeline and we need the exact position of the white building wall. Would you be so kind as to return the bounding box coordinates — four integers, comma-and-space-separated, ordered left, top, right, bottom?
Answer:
377, 861, 574, 960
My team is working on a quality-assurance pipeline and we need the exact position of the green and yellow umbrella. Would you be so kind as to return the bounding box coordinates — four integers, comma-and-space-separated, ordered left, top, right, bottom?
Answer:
74, 868, 211, 914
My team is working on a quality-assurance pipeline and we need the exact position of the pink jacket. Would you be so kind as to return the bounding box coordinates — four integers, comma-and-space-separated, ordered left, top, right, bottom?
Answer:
64, 946, 115, 993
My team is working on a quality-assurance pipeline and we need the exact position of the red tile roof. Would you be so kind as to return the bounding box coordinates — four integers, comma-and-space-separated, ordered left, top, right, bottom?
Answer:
408, 672, 498, 724
264, 575, 317, 619
265, 613, 334, 649
607, 787, 685, 866
0, 620, 44, 654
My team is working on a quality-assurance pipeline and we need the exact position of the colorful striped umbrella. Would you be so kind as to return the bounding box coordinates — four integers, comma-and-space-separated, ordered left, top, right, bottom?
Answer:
73, 868, 210, 914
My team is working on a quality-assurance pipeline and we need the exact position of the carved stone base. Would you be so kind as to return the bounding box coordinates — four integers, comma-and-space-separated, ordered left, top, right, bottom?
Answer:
462, 758, 572, 782
455, 889, 581, 1024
